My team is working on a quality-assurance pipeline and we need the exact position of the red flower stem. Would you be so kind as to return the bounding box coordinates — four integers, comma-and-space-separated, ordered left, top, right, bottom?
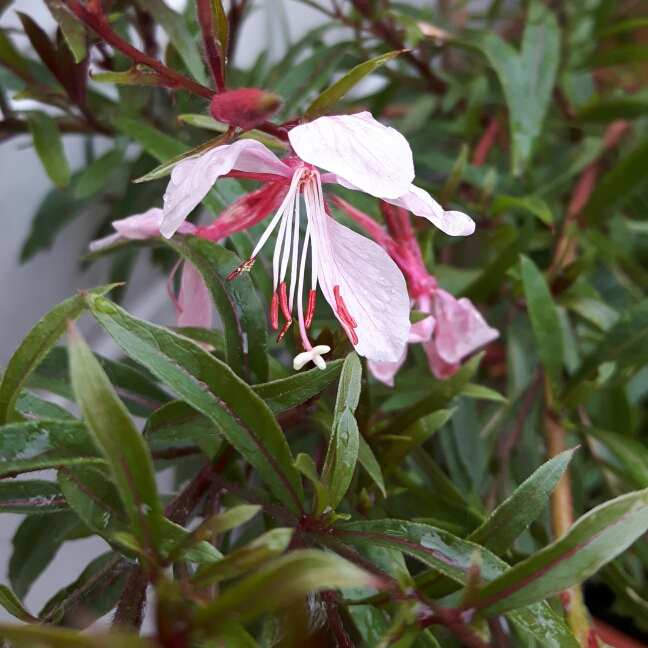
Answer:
195, 0, 227, 92
65, 0, 215, 100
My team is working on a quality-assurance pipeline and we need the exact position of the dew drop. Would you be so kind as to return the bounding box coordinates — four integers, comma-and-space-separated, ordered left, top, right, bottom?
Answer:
362, 289, 368, 295
163, 192, 169, 201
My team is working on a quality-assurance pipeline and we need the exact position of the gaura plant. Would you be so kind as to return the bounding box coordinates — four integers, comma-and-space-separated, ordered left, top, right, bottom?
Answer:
2, 0, 648, 646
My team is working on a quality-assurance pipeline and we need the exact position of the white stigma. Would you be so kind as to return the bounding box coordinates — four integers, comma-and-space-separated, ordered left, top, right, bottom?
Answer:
293, 345, 331, 371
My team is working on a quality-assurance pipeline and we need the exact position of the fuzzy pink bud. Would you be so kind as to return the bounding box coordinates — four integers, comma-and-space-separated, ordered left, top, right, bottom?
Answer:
209, 88, 283, 130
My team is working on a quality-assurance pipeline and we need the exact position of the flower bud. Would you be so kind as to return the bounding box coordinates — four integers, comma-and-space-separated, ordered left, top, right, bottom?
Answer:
209, 88, 283, 130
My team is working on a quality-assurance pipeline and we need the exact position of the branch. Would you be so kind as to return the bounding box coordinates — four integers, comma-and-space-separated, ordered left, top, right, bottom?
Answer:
65, 0, 215, 100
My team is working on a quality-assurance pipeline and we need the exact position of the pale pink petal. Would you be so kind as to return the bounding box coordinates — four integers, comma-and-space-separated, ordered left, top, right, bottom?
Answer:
424, 339, 461, 379
410, 314, 435, 343
161, 140, 290, 238
289, 112, 414, 200
176, 262, 213, 329
367, 349, 408, 388
89, 208, 197, 251
385, 185, 475, 236
432, 289, 499, 364
311, 216, 410, 363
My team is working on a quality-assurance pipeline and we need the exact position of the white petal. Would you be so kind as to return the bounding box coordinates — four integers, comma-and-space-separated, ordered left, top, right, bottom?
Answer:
177, 262, 213, 329
312, 216, 410, 363
289, 112, 414, 200
385, 185, 475, 236
161, 140, 289, 238
409, 314, 435, 344
432, 289, 499, 364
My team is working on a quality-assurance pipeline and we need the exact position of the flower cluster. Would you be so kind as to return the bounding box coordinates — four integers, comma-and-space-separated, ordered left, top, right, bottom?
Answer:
91, 112, 483, 373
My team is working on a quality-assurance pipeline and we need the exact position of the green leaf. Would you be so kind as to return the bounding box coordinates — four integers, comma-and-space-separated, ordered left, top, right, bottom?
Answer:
165, 237, 268, 384
295, 454, 330, 516
14, 392, 76, 421
135, 0, 206, 83
0, 284, 117, 424
0, 420, 101, 478
0, 480, 67, 514
468, 449, 576, 555
0, 624, 151, 648
74, 149, 123, 199
112, 117, 187, 162
10, 512, 80, 599
305, 50, 404, 119
26, 111, 71, 188
564, 298, 648, 401
68, 322, 166, 556
476, 1, 560, 173
91, 67, 169, 86
0, 584, 36, 622
585, 138, 648, 225
190, 528, 294, 588
19, 172, 101, 262
191, 550, 379, 630
438, 144, 468, 206
84, 293, 304, 515
43, 0, 86, 62
253, 359, 343, 414
321, 353, 362, 508
475, 488, 648, 615
381, 353, 482, 438
27, 346, 171, 418
582, 45, 648, 69
39, 553, 126, 626
358, 437, 386, 497
460, 383, 508, 403
208, 0, 228, 82
520, 255, 563, 398
493, 195, 553, 227
337, 519, 579, 648
462, 217, 534, 302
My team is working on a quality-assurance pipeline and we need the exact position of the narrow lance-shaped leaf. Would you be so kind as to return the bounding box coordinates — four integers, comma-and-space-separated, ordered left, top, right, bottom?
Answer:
191, 550, 381, 631
165, 237, 268, 384
0, 284, 118, 424
67, 322, 166, 558
26, 111, 71, 188
520, 255, 563, 399
468, 449, 576, 556
83, 293, 304, 515
0, 584, 37, 622
321, 352, 362, 508
0, 481, 68, 515
135, 0, 206, 84
0, 420, 101, 478
305, 50, 404, 119
43, 0, 87, 63
0, 624, 152, 648
474, 488, 648, 615
476, 1, 560, 173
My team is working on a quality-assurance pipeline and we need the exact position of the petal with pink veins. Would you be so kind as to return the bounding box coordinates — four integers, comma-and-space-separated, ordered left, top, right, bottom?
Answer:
161, 140, 291, 239
312, 215, 410, 363
385, 185, 475, 236
289, 112, 414, 200
432, 289, 499, 364
176, 262, 213, 329
89, 208, 196, 251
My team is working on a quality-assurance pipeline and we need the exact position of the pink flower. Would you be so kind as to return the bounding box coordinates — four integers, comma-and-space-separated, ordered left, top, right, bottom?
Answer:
89, 209, 210, 333
335, 198, 498, 385
160, 112, 474, 370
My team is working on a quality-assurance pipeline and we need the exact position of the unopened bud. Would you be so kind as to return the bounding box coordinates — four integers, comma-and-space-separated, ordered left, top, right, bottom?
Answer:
209, 88, 283, 130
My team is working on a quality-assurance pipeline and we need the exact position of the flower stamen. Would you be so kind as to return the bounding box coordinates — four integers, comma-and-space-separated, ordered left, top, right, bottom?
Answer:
305, 289, 316, 329
334, 285, 359, 344
270, 292, 279, 331
277, 319, 293, 342
279, 281, 291, 321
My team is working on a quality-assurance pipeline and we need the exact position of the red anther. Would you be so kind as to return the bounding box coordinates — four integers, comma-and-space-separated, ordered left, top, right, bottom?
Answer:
270, 293, 279, 331
279, 282, 291, 321
276, 319, 292, 342
226, 258, 255, 282
587, 629, 598, 648
305, 289, 317, 329
333, 285, 358, 328
333, 285, 359, 344
559, 590, 571, 611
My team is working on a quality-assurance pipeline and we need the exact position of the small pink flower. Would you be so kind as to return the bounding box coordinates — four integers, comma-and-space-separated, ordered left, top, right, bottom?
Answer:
336, 199, 497, 384
160, 112, 474, 370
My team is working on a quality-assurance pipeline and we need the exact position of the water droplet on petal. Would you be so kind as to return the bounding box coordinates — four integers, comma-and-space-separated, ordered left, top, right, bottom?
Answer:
362, 289, 368, 295
163, 193, 169, 201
